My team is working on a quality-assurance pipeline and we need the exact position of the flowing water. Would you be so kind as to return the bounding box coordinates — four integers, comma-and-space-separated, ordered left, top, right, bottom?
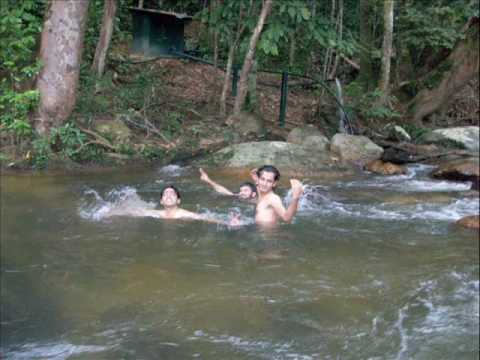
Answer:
1, 164, 478, 360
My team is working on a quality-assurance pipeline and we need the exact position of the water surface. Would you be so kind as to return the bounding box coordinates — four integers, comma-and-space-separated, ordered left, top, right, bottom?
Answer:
1, 164, 478, 359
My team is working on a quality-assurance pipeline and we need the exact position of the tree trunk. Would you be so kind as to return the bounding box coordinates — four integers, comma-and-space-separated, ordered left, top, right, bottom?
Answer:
91, 0, 117, 77
322, 0, 336, 80
246, 58, 258, 110
220, 44, 236, 117
377, 0, 394, 106
35, 0, 90, 135
309, 0, 317, 74
411, 18, 479, 124
212, 0, 219, 68
358, 0, 375, 90
329, 0, 344, 79
233, 0, 273, 115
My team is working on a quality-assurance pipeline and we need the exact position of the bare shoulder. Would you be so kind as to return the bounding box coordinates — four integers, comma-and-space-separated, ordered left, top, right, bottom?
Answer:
267, 192, 282, 204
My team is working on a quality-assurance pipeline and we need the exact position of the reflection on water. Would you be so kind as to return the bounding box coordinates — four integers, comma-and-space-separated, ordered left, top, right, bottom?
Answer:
1, 165, 479, 359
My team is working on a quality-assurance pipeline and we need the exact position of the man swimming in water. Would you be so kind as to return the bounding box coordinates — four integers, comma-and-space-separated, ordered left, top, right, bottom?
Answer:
108, 185, 240, 225
199, 168, 257, 201
254, 165, 304, 225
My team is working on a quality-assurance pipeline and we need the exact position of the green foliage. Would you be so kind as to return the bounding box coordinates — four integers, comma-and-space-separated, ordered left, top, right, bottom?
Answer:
140, 146, 164, 160
162, 111, 183, 139
31, 136, 51, 168
50, 123, 87, 159
397, 1, 476, 66
346, 83, 401, 121
0, 0, 44, 141
31, 123, 105, 168
402, 124, 429, 143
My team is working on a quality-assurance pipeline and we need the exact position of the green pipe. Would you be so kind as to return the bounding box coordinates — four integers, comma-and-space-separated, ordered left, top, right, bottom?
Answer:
232, 65, 239, 97
279, 71, 288, 127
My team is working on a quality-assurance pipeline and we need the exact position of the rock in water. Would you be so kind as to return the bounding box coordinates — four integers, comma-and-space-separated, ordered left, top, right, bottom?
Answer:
456, 215, 480, 230
364, 159, 407, 175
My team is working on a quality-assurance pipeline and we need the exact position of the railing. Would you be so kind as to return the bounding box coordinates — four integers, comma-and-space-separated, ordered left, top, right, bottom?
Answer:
171, 50, 352, 131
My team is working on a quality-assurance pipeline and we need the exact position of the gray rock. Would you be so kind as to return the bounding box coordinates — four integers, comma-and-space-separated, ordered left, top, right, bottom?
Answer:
330, 134, 384, 166
302, 135, 330, 151
287, 125, 323, 143
287, 125, 330, 152
422, 126, 479, 152
197, 141, 340, 174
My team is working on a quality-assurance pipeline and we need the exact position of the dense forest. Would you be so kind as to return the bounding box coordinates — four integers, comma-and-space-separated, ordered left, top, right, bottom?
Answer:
1, 0, 478, 169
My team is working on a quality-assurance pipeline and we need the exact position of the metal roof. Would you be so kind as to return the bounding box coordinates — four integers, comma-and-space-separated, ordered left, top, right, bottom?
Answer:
128, 7, 192, 20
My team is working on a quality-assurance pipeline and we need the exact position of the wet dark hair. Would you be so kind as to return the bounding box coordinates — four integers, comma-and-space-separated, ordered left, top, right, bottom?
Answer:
160, 185, 181, 199
239, 182, 257, 194
257, 165, 280, 181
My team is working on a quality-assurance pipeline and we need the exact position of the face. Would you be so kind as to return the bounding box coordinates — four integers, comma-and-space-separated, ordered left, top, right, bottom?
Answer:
256, 171, 277, 193
238, 185, 256, 200
160, 188, 180, 207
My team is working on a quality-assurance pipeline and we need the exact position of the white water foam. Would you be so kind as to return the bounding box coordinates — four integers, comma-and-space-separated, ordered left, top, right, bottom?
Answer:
3, 341, 110, 360
288, 185, 478, 222
79, 186, 156, 221
344, 164, 471, 193
378, 273, 480, 359
188, 330, 315, 359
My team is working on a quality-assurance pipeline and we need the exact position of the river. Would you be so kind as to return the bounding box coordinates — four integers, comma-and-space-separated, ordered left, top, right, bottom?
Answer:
1, 164, 478, 359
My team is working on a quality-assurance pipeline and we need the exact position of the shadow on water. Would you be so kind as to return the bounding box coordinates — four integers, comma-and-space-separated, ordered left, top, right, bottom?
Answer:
1, 165, 478, 359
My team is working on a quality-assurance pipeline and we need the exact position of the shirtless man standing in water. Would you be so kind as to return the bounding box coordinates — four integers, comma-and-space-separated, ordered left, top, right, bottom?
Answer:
254, 165, 304, 225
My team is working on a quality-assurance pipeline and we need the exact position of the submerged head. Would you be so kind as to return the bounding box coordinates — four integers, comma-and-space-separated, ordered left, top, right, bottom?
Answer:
256, 165, 280, 193
160, 185, 181, 207
238, 182, 257, 200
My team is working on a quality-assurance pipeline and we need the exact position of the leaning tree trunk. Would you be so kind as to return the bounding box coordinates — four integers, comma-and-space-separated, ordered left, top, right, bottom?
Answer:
35, 0, 89, 135
377, 0, 394, 106
92, 0, 117, 77
233, 0, 273, 115
411, 17, 479, 124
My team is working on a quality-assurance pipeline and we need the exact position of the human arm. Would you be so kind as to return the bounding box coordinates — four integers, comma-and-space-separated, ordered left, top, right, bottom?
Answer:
269, 179, 304, 223
199, 168, 235, 196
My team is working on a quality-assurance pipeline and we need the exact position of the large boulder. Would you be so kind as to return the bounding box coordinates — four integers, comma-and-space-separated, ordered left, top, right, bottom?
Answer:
196, 141, 340, 174
330, 134, 384, 166
431, 158, 480, 190
287, 125, 330, 152
421, 126, 479, 152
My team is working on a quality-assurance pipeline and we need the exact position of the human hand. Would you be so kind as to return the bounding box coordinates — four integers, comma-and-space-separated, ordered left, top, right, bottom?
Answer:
228, 212, 242, 227
199, 168, 210, 182
290, 179, 304, 199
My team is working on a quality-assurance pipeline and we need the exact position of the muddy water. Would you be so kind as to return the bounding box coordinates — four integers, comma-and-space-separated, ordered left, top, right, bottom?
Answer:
1, 164, 478, 359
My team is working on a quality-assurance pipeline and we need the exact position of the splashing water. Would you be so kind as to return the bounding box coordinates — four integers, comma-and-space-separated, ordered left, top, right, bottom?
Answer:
79, 186, 156, 221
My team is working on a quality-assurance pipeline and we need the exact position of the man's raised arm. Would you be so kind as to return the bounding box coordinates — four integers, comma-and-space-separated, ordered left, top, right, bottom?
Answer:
271, 179, 304, 223
199, 168, 235, 196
